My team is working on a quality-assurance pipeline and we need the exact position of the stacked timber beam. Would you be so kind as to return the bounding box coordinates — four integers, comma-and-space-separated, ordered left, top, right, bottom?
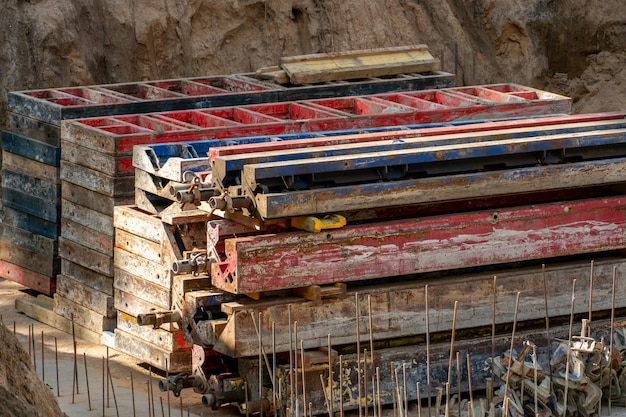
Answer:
105, 84, 572, 370
0, 45, 453, 299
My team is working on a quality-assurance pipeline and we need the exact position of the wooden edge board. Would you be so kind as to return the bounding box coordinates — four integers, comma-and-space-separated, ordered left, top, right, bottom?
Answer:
15, 296, 102, 344
0, 260, 56, 295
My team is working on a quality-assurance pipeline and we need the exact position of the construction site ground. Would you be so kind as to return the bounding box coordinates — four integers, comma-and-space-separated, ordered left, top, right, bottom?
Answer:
0, 278, 223, 417
4, 276, 626, 417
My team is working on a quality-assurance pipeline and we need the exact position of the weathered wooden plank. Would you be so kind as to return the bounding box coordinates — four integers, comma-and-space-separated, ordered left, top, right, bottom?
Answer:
6, 112, 61, 144
114, 248, 172, 288
61, 217, 114, 255
16, 295, 102, 344
62, 182, 134, 216
2, 188, 59, 222
1, 129, 60, 163
0, 222, 59, 276
61, 259, 113, 295
53, 293, 116, 333
0, 259, 56, 295
56, 274, 115, 317
116, 311, 192, 352
209, 256, 626, 357
59, 236, 114, 277
61, 198, 114, 236
61, 139, 133, 176
115, 228, 164, 263
113, 205, 166, 242
2, 151, 60, 182
114, 288, 167, 317
0, 221, 57, 256
254, 158, 626, 219
60, 160, 135, 197
114, 267, 171, 310
1, 207, 59, 240
114, 204, 201, 259
159, 208, 214, 226
281, 45, 440, 85
113, 328, 192, 373
2, 169, 61, 202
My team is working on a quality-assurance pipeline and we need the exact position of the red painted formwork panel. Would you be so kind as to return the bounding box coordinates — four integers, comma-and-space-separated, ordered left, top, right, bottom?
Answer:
62, 84, 572, 163
210, 196, 626, 294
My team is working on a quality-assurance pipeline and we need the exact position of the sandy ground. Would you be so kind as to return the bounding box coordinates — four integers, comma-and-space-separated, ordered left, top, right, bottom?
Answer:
5, 276, 626, 417
0, 278, 239, 417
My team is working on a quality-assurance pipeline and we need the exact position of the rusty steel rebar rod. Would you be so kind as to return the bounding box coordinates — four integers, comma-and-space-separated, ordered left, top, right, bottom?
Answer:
288, 304, 294, 415
166, 358, 171, 417
131, 371, 136, 417
294, 321, 299, 417
588, 260, 595, 330
610, 265, 618, 415
356, 293, 362, 417
32, 324, 36, 373
425, 285, 432, 417
503, 291, 521, 412
328, 334, 333, 416
466, 354, 474, 417
542, 264, 553, 394
55, 336, 60, 397
339, 355, 344, 417
102, 357, 105, 417
301, 340, 306, 417
41, 331, 45, 382
491, 276, 497, 385
416, 381, 422, 417
563, 279, 577, 416
84, 353, 92, 411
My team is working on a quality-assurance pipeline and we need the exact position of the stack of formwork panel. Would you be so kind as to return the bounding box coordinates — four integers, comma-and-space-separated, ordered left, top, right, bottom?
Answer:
108, 110, 626, 413
109, 86, 574, 372
0, 70, 454, 302
180, 111, 626, 414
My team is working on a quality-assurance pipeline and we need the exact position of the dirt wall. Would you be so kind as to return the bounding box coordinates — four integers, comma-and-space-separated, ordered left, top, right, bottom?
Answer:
0, 322, 67, 417
0, 0, 623, 121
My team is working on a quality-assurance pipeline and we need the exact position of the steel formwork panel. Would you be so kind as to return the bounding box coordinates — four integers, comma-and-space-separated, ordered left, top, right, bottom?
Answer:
8, 72, 455, 124
210, 196, 626, 294
63, 84, 571, 159
130, 112, 626, 183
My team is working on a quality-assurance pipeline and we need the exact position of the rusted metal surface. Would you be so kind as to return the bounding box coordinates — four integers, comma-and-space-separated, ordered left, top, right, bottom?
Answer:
211, 196, 626, 294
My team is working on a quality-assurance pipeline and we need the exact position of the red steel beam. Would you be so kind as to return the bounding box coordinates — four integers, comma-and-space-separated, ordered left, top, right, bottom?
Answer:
211, 196, 626, 294
208, 112, 626, 162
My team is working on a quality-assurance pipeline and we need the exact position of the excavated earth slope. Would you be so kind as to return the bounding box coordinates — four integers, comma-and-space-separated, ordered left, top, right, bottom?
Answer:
0, 322, 67, 417
0, 0, 624, 126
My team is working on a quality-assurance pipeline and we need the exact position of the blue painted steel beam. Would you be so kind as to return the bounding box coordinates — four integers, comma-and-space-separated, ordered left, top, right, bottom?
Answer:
241, 129, 626, 182
213, 119, 626, 186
